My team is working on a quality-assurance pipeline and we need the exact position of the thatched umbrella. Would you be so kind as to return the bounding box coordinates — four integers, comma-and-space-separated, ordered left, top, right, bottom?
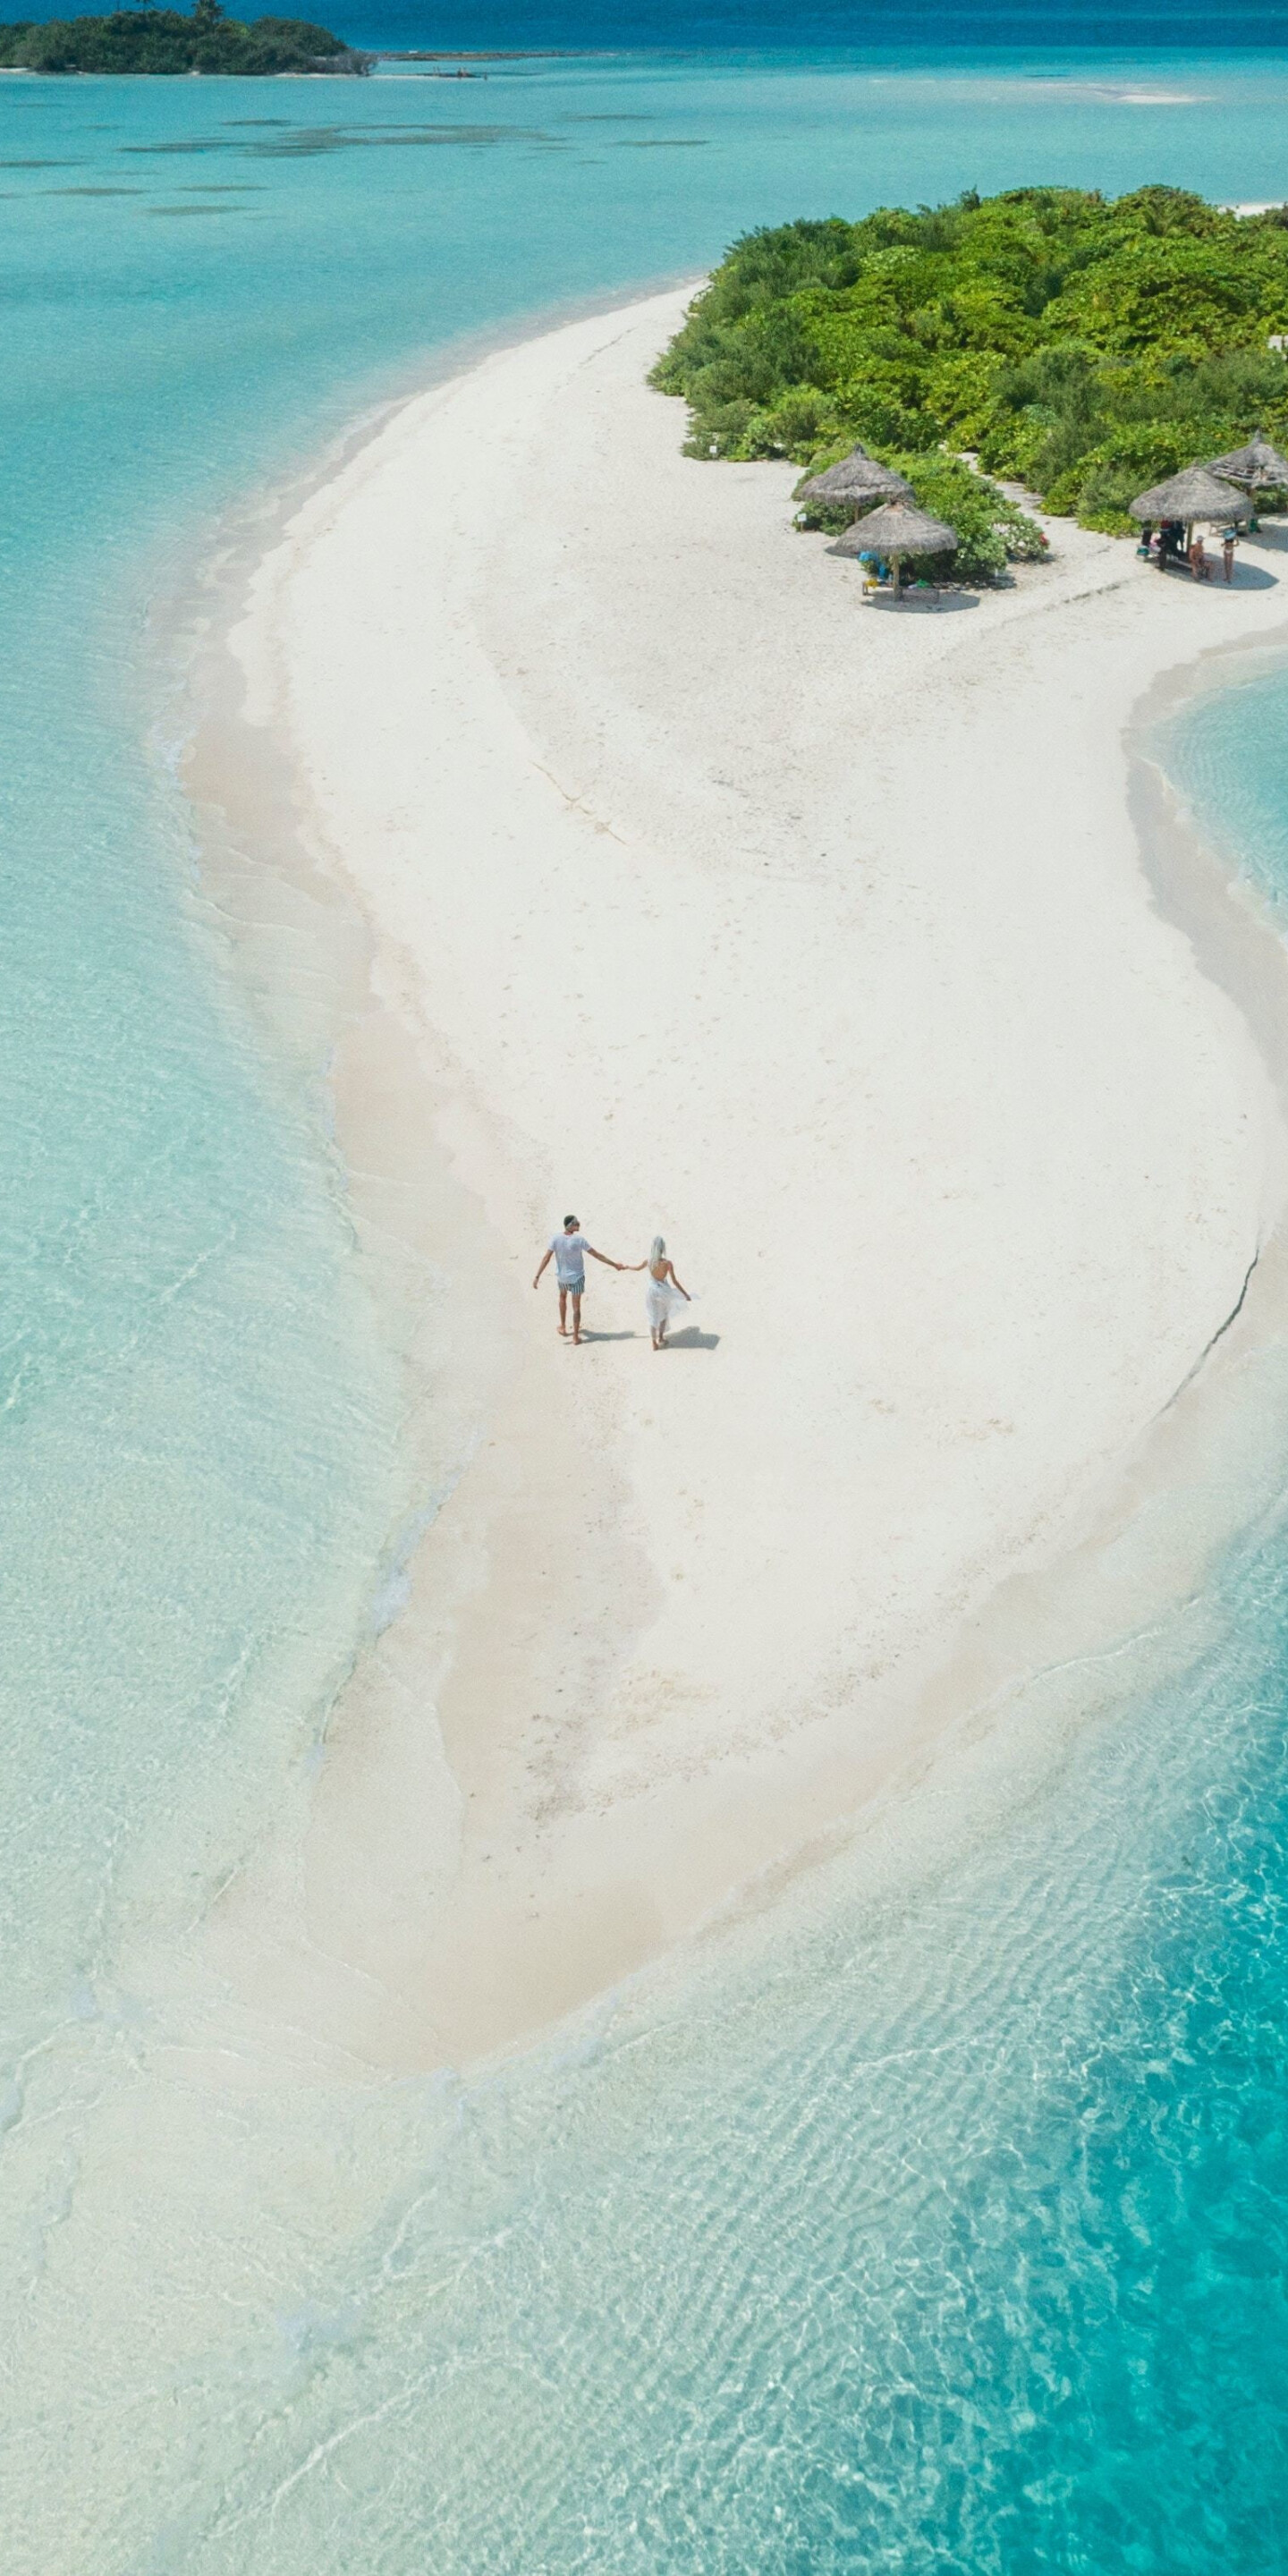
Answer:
1203, 429, 1288, 490
832, 498, 958, 599
797, 446, 914, 512
1130, 465, 1250, 543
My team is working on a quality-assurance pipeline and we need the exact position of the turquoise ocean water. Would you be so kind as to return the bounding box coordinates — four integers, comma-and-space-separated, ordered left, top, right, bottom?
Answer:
4, 40, 1288, 2571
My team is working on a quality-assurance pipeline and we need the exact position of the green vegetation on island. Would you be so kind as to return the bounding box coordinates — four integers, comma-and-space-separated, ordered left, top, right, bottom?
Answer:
652, 185, 1288, 564
0, 0, 369, 73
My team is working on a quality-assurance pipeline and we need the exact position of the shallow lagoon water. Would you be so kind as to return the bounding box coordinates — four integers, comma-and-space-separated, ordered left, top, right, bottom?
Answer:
4, 40, 1288, 2572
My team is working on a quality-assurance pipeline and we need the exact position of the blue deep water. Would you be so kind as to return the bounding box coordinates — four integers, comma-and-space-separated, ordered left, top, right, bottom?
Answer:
3, 33, 1288, 2573
38, 0, 1288, 56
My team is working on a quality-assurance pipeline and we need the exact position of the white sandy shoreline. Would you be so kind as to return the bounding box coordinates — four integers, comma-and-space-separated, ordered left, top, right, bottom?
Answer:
180, 286, 1288, 2072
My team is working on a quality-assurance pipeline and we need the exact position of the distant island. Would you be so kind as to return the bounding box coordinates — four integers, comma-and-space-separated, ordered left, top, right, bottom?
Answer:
654, 186, 1288, 535
0, 0, 371, 72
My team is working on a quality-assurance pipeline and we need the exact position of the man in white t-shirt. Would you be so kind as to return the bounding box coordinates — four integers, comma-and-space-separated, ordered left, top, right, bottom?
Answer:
532, 1213, 624, 1345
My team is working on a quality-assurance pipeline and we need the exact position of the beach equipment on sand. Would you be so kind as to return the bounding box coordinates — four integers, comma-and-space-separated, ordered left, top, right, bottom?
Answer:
1202, 430, 1288, 490
797, 446, 915, 511
831, 499, 958, 599
1129, 466, 1251, 538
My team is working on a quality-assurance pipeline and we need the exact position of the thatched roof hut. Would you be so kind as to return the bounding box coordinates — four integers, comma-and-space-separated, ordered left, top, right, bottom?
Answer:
832, 500, 958, 557
797, 447, 914, 509
1203, 430, 1288, 489
1130, 465, 1250, 523
832, 499, 959, 599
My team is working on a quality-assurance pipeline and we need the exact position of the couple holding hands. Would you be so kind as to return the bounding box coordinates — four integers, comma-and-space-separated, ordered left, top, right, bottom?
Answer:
534, 1215, 691, 1352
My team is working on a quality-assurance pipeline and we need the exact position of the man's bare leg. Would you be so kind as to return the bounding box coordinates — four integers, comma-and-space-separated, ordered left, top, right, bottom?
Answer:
557, 1284, 570, 1335
572, 1291, 582, 1344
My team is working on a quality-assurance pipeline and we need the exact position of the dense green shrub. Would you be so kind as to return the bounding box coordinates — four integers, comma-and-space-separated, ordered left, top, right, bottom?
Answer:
652, 186, 1288, 539
0, 0, 366, 72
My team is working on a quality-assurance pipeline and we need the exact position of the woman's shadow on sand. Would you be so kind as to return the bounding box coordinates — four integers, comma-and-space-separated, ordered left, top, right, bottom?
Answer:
578, 1326, 721, 1350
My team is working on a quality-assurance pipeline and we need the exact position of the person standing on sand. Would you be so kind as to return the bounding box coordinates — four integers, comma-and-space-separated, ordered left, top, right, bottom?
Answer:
532, 1215, 624, 1344
624, 1235, 691, 1350
1222, 524, 1238, 584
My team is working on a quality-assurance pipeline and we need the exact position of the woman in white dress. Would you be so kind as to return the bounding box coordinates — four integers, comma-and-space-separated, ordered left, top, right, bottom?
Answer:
632, 1235, 691, 1350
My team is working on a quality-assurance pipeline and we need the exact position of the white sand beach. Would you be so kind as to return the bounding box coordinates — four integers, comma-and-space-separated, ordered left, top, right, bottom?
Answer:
209, 286, 1288, 2070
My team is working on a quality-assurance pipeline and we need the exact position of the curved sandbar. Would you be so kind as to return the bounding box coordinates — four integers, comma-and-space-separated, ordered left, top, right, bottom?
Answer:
222, 287, 1288, 2067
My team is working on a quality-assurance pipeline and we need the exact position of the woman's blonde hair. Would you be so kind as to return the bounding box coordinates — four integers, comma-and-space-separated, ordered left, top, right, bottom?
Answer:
650, 1235, 666, 1265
